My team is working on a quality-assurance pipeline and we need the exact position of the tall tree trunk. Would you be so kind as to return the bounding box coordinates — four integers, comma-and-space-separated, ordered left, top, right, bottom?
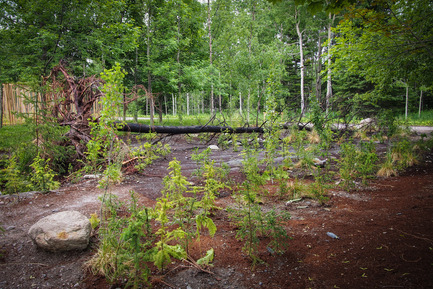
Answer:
316, 32, 322, 104
207, 0, 214, 115
295, 7, 305, 117
158, 95, 163, 123
172, 94, 175, 116
133, 47, 138, 122
164, 94, 167, 115
256, 85, 261, 127
201, 92, 204, 114
219, 71, 222, 112
326, 13, 335, 114
177, 2, 182, 118
0, 83, 3, 128
123, 89, 126, 122
239, 92, 242, 115
187, 93, 190, 115
147, 1, 154, 126
405, 83, 409, 120
247, 89, 250, 123
248, 1, 255, 124
418, 89, 423, 117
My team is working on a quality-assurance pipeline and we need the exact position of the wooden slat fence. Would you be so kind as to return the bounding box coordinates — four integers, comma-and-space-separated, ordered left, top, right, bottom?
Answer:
1, 84, 41, 125
1, 83, 102, 125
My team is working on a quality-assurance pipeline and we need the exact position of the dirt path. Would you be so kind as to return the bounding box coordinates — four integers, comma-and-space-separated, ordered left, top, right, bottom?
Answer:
1, 135, 432, 288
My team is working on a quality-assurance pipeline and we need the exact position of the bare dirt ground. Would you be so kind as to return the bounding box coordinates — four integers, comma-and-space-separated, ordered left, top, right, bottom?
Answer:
1, 134, 433, 289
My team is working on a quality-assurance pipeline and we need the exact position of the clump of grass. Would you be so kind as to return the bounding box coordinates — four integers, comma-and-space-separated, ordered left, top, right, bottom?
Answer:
377, 154, 398, 177
307, 129, 320, 144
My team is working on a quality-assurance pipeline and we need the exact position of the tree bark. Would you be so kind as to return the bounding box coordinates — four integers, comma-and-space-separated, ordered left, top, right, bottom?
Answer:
316, 32, 322, 104
295, 7, 305, 117
147, 1, 154, 126
405, 83, 409, 120
0, 83, 3, 128
418, 89, 423, 117
207, 0, 214, 115
118, 123, 264, 134
326, 13, 335, 114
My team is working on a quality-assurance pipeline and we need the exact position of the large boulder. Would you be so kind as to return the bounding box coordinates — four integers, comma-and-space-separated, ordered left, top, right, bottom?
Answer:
28, 211, 91, 252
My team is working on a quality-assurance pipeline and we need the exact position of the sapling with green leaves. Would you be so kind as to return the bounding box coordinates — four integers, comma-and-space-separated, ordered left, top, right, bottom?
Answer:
229, 137, 290, 266
191, 147, 212, 177
29, 154, 60, 193
87, 192, 155, 288
160, 158, 218, 256
0, 155, 29, 195
339, 140, 379, 189
85, 62, 126, 182
152, 197, 187, 272
160, 158, 196, 253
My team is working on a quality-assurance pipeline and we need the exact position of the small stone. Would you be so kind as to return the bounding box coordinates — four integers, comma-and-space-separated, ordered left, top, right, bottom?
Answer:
208, 145, 219, 150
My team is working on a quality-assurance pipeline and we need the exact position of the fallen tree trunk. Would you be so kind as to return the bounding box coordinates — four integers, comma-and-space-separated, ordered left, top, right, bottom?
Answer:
118, 123, 265, 134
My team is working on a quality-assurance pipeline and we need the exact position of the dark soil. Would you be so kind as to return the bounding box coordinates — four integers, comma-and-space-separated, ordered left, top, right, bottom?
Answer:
1, 134, 433, 288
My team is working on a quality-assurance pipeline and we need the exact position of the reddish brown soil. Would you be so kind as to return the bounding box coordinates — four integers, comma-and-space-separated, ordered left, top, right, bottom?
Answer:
1, 135, 433, 289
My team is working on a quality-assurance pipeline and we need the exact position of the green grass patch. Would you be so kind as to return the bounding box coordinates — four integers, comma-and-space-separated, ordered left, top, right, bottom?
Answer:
127, 112, 251, 127
398, 110, 433, 126
0, 124, 33, 153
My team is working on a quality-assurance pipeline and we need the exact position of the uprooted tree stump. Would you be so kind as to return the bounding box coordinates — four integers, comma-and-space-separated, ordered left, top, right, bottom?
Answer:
43, 62, 144, 159
43, 63, 104, 158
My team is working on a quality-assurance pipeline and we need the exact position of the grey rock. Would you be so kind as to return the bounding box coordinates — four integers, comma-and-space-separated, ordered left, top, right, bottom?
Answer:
28, 211, 91, 252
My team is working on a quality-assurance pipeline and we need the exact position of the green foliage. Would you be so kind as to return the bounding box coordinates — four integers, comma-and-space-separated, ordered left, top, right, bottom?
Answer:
308, 172, 329, 204
400, 110, 433, 126
152, 197, 187, 271
376, 110, 399, 141
89, 213, 101, 230
228, 136, 290, 266
390, 138, 418, 171
191, 147, 212, 177
87, 192, 154, 288
29, 154, 60, 192
229, 186, 290, 266
159, 158, 219, 255
0, 125, 32, 153
0, 155, 29, 195
263, 127, 281, 182
85, 63, 127, 181
338, 140, 379, 189
131, 135, 171, 172
196, 248, 215, 266
377, 152, 398, 178
241, 136, 267, 191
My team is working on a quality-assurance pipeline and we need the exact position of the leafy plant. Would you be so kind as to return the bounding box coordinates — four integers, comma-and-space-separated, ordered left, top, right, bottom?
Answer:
338, 140, 379, 189
390, 138, 418, 170
196, 248, 215, 266
131, 141, 171, 172
152, 197, 187, 271
89, 213, 101, 230
228, 137, 290, 266
377, 152, 398, 177
0, 155, 29, 195
191, 147, 212, 177
87, 192, 154, 288
29, 154, 60, 192
85, 62, 127, 176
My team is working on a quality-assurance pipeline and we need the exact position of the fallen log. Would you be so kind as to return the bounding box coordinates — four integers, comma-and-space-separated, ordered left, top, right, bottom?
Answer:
117, 123, 265, 134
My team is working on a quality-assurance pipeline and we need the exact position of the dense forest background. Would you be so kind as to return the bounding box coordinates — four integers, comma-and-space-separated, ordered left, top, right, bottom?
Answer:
1, 0, 432, 123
